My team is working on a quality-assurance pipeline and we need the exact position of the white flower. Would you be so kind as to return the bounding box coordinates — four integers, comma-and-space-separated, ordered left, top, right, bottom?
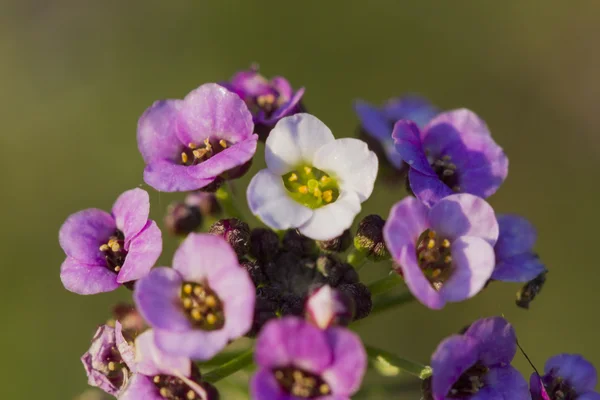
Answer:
247, 113, 378, 240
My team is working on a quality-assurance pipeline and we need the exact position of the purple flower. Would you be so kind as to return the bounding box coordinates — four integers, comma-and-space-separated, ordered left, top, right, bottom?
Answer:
59, 188, 162, 295
392, 109, 508, 207
492, 214, 547, 282
137, 83, 258, 192
120, 330, 218, 400
133, 233, 255, 360
431, 317, 530, 400
222, 65, 305, 139
81, 322, 135, 396
305, 285, 354, 329
383, 194, 498, 309
251, 317, 366, 400
530, 354, 600, 400
354, 95, 438, 170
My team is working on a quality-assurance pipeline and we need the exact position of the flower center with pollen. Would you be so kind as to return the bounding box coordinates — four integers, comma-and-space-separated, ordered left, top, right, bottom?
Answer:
180, 282, 225, 330
447, 362, 488, 398
152, 374, 199, 400
543, 373, 578, 400
282, 166, 340, 209
431, 154, 461, 192
273, 366, 331, 398
99, 230, 127, 273
102, 345, 130, 389
180, 138, 229, 166
416, 229, 453, 290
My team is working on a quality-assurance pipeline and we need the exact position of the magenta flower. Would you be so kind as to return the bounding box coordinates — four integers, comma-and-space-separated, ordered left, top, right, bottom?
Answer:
59, 188, 162, 295
383, 194, 498, 309
222, 65, 305, 139
530, 354, 600, 400
354, 95, 438, 170
392, 109, 508, 207
251, 317, 366, 400
492, 214, 547, 282
431, 317, 529, 400
137, 83, 258, 192
133, 233, 255, 360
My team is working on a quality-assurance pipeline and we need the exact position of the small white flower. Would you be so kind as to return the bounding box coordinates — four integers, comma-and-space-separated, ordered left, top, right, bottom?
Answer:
247, 113, 378, 240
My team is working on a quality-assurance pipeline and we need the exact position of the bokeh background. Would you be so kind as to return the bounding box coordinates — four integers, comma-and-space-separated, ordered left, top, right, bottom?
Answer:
2, 1, 600, 398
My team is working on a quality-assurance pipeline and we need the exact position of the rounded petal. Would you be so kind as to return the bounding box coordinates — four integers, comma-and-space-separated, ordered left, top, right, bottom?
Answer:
112, 188, 150, 240
117, 220, 162, 283
247, 169, 313, 230
471, 366, 530, 400
465, 317, 517, 366
143, 160, 216, 192
185, 135, 258, 180
354, 100, 392, 142
133, 267, 191, 331
579, 393, 600, 400
439, 236, 495, 303
495, 214, 537, 259
134, 330, 191, 377
250, 369, 288, 400
313, 138, 378, 201
392, 120, 434, 176
265, 113, 335, 175
176, 83, 254, 145
60, 257, 120, 295
172, 233, 238, 283
267, 87, 305, 123
429, 193, 499, 245
492, 253, 546, 282
137, 99, 184, 164
423, 108, 491, 140
408, 168, 454, 208
529, 372, 551, 400
59, 208, 116, 265
383, 95, 438, 128
321, 328, 367, 396
298, 191, 361, 241
119, 374, 162, 400
255, 317, 333, 374
431, 335, 480, 399
544, 354, 598, 392
154, 328, 229, 361
115, 322, 136, 372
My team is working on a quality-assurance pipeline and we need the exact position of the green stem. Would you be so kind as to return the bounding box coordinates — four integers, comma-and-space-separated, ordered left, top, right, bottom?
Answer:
202, 349, 254, 384
365, 344, 432, 380
367, 273, 404, 296
370, 291, 415, 317
215, 185, 243, 220
346, 248, 367, 269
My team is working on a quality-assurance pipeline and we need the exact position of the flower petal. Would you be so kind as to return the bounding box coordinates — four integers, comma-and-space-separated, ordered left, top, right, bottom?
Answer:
247, 169, 313, 231
321, 327, 367, 396
383, 95, 438, 128
119, 374, 162, 400
117, 220, 162, 283
579, 393, 600, 400
250, 369, 289, 400
267, 87, 305, 124
134, 330, 191, 377
59, 209, 116, 265
471, 366, 530, 400
265, 113, 335, 175
60, 257, 120, 295
354, 100, 392, 142
143, 160, 216, 192
115, 322, 136, 372
529, 372, 551, 400
133, 267, 191, 331
423, 108, 491, 141
544, 354, 598, 392
392, 120, 434, 176
495, 214, 537, 259
408, 168, 454, 208
492, 253, 546, 282
431, 335, 480, 399
137, 99, 184, 164
439, 236, 495, 303
298, 191, 361, 241
465, 317, 517, 366
429, 193, 499, 245
154, 328, 230, 361
313, 138, 378, 201
172, 233, 238, 283
112, 188, 150, 240
185, 135, 258, 180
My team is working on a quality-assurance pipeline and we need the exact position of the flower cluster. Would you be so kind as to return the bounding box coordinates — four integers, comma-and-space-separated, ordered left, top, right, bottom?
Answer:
60, 66, 595, 400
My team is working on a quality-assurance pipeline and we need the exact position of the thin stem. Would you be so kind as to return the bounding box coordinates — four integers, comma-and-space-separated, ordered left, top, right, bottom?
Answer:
346, 248, 367, 269
364, 344, 432, 380
367, 273, 404, 296
215, 185, 243, 220
202, 349, 254, 384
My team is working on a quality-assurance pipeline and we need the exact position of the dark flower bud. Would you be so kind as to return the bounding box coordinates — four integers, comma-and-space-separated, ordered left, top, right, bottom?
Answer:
316, 230, 352, 253
209, 218, 250, 258
247, 290, 279, 337
164, 201, 203, 236
110, 303, 146, 337
185, 191, 221, 218
338, 282, 372, 320
240, 259, 267, 287
305, 285, 355, 328
250, 228, 280, 262
280, 295, 304, 316
341, 264, 359, 284
421, 376, 434, 400
282, 229, 317, 256
354, 215, 390, 261
516, 270, 547, 309
200, 381, 221, 400
316, 255, 345, 286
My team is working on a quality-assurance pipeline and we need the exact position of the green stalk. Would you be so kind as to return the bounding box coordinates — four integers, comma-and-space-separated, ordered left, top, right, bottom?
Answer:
370, 291, 415, 317
202, 349, 254, 384
346, 248, 367, 269
215, 185, 243, 220
367, 273, 404, 296
365, 344, 432, 380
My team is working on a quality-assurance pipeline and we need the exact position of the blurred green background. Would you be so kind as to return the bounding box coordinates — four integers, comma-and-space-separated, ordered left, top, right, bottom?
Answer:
2, 1, 600, 398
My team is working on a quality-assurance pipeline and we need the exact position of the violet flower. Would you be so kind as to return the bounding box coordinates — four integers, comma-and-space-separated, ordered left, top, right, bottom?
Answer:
59, 188, 162, 295
431, 317, 530, 399
530, 354, 600, 400
222, 65, 305, 139
251, 317, 366, 399
383, 194, 498, 309
492, 214, 547, 282
247, 113, 378, 241
354, 95, 438, 170
133, 233, 255, 360
137, 83, 258, 192
392, 109, 508, 206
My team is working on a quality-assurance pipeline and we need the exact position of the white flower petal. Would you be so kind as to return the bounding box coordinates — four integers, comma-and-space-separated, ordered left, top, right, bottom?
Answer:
313, 138, 378, 202
247, 169, 313, 230
265, 113, 335, 175
299, 191, 361, 241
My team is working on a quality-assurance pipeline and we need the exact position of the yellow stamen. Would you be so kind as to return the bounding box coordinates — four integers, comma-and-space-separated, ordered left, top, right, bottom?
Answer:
442, 239, 451, 248
193, 149, 207, 159
428, 231, 436, 239
188, 143, 197, 149
293, 371, 303, 381
219, 139, 227, 148
181, 152, 189, 164
99, 244, 110, 252
182, 298, 193, 309
193, 286, 204, 297
442, 155, 452, 161
448, 163, 457, 170
206, 313, 217, 325
191, 309, 202, 321
298, 186, 308, 194
183, 284, 193, 295
160, 388, 170, 397
444, 255, 452, 264
288, 173, 298, 182
443, 169, 455, 177
204, 138, 211, 147
108, 361, 116, 371
319, 384, 330, 394
275, 370, 284, 380
205, 295, 217, 308
427, 239, 435, 249
114, 266, 121, 272
313, 188, 322, 198
432, 269, 442, 278
320, 175, 331, 184
187, 390, 196, 399
110, 242, 121, 252
322, 190, 333, 203
153, 375, 161, 384
303, 166, 312, 175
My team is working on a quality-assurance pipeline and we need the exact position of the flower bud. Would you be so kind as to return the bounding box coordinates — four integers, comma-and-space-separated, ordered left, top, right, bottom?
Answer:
250, 228, 280, 262
110, 303, 146, 336
241, 259, 267, 287
282, 229, 316, 256
516, 270, 547, 309
164, 201, 203, 236
337, 282, 372, 320
354, 214, 390, 261
185, 191, 222, 218
305, 285, 354, 329
209, 218, 251, 258
316, 229, 352, 253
